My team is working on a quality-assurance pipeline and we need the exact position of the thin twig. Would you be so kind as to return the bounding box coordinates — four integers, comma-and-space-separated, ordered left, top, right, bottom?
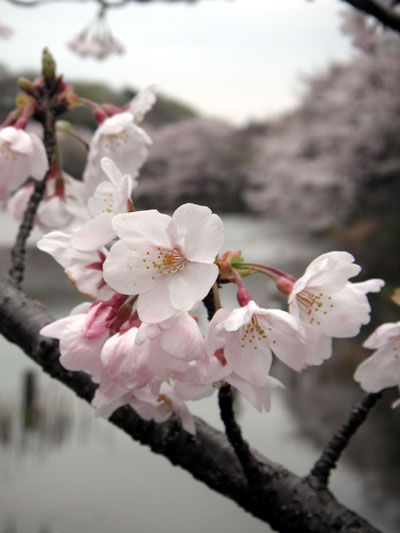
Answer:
218, 384, 263, 487
9, 173, 50, 288
8, 77, 59, 288
307, 391, 383, 488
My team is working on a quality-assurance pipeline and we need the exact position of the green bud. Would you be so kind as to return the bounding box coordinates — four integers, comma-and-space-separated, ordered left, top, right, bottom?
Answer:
42, 48, 56, 79
56, 120, 73, 134
18, 77, 34, 93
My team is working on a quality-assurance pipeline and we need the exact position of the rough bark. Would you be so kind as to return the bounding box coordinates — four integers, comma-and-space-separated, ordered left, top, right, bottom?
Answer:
0, 278, 381, 533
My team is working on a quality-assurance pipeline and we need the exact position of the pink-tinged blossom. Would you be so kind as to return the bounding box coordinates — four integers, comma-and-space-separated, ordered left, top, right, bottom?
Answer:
93, 381, 197, 435
0, 126, 48, 205
83, 112, 151, 197
40, 295, 133, 383
103, 203, 224, 323
71, 157, 136, 251
8, 172, 87, 232
206, 302, 309, 379
226, 373, 283, 413
37, 231, 114, 300
288, 251, 384, 365
354, 322, 400, 394
40, 308, 108, 383
100, 326, 153, 389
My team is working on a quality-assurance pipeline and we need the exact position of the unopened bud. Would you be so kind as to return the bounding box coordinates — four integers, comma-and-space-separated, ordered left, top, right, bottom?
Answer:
42, 48, 56, 79
276, 276, 295, 296
15, 94, 35, 118
18, 77, 34, 93
56, 120, 73, 134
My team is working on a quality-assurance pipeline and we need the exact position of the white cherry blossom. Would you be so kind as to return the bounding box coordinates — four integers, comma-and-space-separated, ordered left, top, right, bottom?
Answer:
71, 157, 136, 251
0, 126, 48, 205
40, 308, 108, 383
83, 112, 151, 197
354, 322, 400, 393
37, 231, 114, 300
8, 171, 87, 232
206, 301, 309, 382
103, 203, 224, 323
288, 251, 384, 365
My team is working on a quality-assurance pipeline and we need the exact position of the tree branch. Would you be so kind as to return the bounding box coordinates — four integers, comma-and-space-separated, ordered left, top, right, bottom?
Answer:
307, 391, 383, 489
0, 278, 382, 533
8, 78, 59, 289
218, 384, 264, 489
341, 0, 400, 33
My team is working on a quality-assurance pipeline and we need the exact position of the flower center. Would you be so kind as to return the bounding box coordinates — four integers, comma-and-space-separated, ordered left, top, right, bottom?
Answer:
240, 315, 274, 351
151, 246, 187, 276
104, 130, 129, 152
296, 289, 334, 325
0, 141, 21, 161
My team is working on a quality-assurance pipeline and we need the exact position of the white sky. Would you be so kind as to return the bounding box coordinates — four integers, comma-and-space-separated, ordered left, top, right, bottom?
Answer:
0, 0, 355, 124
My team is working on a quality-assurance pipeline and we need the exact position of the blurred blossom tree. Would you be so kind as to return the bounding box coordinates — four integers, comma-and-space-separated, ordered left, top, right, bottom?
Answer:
0, 2, 399, 533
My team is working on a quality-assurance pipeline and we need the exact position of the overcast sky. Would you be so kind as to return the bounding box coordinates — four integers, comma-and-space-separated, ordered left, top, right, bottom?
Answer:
0, 0, 355, 124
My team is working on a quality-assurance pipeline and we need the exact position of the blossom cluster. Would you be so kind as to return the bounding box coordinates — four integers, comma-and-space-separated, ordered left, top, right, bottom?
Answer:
0, 74, 392, 434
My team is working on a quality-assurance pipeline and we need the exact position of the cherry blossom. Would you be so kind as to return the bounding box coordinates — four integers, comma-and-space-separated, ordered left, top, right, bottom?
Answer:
71, 157, 136, 251
8, 171, 86, 232
93, 381, 197, 435
206, 301, 309, 379
67, 7, 125, 61
40, 302, 108, 383
128, 85, 157, 124
0, 126, 48, 205
354, 322, 400, 394
288, 251, 384, 365
103, 203, 224, 323
37, 231, 114, 300
83, 112, 151, 197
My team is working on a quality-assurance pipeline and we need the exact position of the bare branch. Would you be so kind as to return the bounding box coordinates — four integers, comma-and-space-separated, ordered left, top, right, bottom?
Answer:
0, 278, 382, 533
307, 391, 383, 488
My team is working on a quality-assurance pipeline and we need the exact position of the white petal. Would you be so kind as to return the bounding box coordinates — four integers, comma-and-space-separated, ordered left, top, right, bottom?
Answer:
71, 213, 115, 251
103, 240, 162, 295
112, 210, 171, 248
172, 203, 224, 262
168, 262, 218, 311
137, 277, 177, 323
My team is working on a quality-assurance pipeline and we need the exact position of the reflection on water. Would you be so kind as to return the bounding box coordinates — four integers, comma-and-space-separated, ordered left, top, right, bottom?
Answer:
0, 214, 399, 533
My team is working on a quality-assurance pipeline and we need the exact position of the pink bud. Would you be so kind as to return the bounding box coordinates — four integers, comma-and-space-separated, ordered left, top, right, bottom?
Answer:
276, 276, 295, 295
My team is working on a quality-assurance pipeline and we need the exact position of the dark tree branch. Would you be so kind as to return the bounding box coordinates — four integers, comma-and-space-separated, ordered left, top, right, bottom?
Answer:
341, 0, 400, 32
218, 384, 264, 489
8, 75, 60, 288
307, 391, 383, 489
0, 278, 382, 533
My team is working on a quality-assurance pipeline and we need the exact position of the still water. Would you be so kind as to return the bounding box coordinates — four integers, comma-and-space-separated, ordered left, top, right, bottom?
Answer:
0, 214, 399, 533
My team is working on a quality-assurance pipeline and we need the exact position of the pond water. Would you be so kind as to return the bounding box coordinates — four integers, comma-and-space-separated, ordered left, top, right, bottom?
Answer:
0, 213, 399, 533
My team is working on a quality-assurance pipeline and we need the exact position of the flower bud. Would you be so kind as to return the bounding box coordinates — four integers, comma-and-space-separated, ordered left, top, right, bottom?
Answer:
18, 77, 34, 94
42, 47, 56, 79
